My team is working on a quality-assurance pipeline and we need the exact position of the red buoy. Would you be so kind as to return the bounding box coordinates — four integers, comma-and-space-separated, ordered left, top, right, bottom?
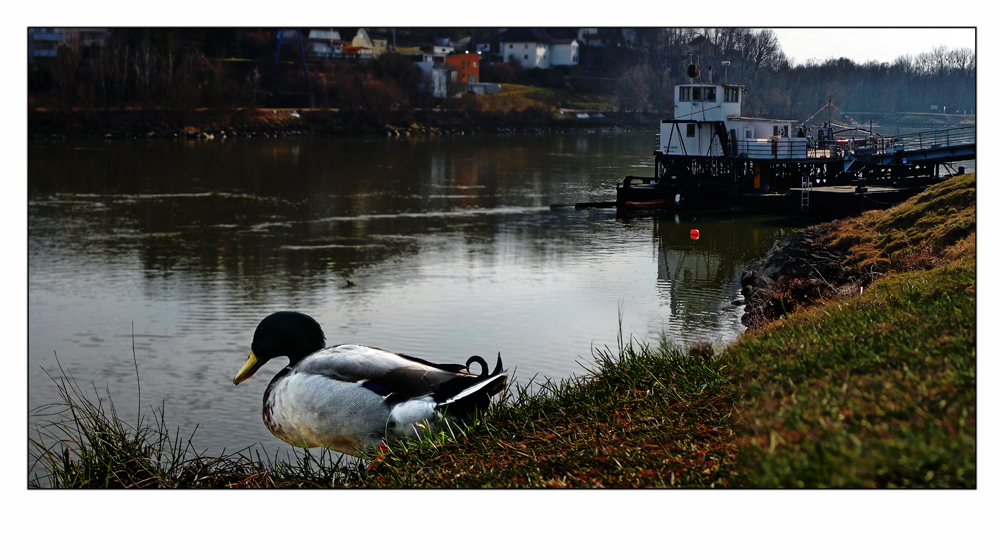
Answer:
690, 229, 700, 239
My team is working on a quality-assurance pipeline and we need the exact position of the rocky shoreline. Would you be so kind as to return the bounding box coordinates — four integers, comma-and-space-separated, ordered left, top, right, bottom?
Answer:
739, 226, 860, 330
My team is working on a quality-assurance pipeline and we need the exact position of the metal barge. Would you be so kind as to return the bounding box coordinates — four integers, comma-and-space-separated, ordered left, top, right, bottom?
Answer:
618, 77, 975, 217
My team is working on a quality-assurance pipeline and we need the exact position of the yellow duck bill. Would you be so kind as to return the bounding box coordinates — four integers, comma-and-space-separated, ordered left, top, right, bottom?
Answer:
234, 351, 264, 384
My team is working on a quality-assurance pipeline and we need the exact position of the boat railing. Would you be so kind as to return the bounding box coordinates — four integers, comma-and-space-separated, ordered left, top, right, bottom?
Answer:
893, 126, 976, 153
656, 127, 974, 160
729, 137, 845, 160
844, 125, 976, 159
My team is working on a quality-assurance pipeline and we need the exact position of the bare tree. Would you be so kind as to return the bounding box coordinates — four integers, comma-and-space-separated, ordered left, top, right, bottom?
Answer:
615, 63, 652, 113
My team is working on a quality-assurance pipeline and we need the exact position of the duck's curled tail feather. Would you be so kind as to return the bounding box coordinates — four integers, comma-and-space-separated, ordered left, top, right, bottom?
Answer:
434, 352, 507, 418
466, 352, 504, 379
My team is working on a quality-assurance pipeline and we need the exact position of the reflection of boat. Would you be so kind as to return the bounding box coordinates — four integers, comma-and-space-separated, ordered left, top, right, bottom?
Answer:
650, 216, 793, 346
616, 64, 975, 215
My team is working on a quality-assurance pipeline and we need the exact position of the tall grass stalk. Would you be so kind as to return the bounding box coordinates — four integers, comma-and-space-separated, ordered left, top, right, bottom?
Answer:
28, 359, 375, 488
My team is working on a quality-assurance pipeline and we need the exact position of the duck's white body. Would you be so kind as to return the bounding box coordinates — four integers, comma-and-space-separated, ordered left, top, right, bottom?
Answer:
264, 345, 480, 455
235, 312, 507, 458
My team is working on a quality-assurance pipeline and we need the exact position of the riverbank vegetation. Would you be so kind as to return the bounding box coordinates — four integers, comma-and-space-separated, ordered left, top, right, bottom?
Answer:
28, 174, 975, 488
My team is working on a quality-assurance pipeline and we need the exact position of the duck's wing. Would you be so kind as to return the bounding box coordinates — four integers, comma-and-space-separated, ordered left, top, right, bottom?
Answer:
295, 344, 472, 398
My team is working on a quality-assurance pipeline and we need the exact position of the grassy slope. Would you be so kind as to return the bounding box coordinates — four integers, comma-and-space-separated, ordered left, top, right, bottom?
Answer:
725, 174, 976, 487
363, 342, 743, 488
726, 257, 975, 487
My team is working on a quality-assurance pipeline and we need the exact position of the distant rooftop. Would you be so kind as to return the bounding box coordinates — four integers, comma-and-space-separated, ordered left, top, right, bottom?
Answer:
498, 28, 554, 44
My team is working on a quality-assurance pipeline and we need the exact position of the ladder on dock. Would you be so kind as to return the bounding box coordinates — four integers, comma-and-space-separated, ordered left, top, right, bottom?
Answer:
801, 176, 812, 213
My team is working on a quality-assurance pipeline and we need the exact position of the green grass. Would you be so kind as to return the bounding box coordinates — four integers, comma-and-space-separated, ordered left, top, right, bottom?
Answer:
30, 340, 741, 488
724, 256, 975, 487
724, 173, 976, 487
357, 337, 742, 488
28, 362, 374, 488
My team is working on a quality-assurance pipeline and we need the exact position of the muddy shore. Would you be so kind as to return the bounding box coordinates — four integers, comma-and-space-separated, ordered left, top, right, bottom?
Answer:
28, 107, 659, 140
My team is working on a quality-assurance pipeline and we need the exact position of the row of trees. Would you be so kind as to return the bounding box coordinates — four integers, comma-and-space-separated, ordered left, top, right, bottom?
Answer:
612, 28, 976, 122
30, 28, 975, 123
30, 29, 273, 109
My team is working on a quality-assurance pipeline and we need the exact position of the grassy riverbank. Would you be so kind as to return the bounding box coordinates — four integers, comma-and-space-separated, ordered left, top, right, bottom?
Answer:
728, 173, 976, 487
29, 174, 975, 488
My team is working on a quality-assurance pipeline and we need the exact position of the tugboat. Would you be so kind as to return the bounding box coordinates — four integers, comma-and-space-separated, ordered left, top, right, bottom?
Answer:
616, 58, 972, 216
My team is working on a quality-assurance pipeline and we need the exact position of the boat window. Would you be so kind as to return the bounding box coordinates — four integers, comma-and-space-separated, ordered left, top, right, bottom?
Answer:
686, 123, 696, 137
692, 87, 702, 101
702, 87, 716, 102
679, 87, 691, 101
724, 86, 740, 103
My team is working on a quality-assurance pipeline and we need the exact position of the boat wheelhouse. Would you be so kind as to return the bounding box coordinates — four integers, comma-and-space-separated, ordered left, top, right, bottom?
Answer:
663, 82, 803, 158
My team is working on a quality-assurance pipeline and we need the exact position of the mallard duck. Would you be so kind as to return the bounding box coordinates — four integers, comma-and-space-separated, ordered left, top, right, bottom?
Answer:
233, 311, 507, 457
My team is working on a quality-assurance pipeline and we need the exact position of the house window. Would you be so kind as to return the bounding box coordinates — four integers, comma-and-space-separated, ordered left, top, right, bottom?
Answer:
679, 87, 691, 101
686, 124, 696, 137
524, 54, 528, 60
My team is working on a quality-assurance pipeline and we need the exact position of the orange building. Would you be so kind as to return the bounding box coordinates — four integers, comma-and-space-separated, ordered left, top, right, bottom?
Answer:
444, 53, 480, 84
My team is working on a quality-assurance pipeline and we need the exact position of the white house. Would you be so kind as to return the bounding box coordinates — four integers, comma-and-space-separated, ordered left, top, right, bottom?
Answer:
498, 29, 578, 69
306, 29, 344, 59
548, 29, 580, 66
414, 51, 456, 98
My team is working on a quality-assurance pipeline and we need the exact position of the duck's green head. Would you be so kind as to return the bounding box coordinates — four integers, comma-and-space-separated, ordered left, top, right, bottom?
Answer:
233, 312, 326, 385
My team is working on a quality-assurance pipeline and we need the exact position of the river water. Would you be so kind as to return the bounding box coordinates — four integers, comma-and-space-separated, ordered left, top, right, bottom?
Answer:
27, 131, 797, 472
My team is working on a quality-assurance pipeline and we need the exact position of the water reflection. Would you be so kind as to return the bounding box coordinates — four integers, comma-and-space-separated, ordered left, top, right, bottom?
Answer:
28, 133, 794, 468
650, 217, 793, 346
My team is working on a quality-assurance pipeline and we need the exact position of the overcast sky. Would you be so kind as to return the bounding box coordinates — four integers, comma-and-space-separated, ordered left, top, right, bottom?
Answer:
770, 28, 976, 66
